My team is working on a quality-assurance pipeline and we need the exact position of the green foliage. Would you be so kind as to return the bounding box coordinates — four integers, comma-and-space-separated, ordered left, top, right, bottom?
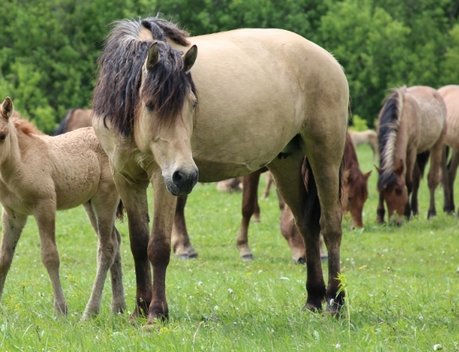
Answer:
0, 0, 457, 130
350, 114, 369, 131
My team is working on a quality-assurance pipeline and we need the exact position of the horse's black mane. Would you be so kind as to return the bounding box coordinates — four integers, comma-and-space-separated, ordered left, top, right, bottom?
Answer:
92, 17, 195, 136
377, 88, 402, 190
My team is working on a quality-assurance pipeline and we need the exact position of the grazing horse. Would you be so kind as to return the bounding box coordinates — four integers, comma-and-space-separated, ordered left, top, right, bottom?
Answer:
438, 85, 459, 214
348, 129, 378, 160
0, 97, 125, 319
92, 17, 348, 323
53, 108, 92, 135
376, 86, 446, 225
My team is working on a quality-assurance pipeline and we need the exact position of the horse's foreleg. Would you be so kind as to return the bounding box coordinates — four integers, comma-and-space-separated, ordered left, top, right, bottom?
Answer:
376, 192, 385, 223
148, 173, 176, 323
34, 203, 67, 315
448, 151, 459, 213
172, 195, 197, 259
0, 211, 27, 301
113, 175, 152, 317
236, 170, 262, 260
443, 149, 459, 214
268, 155, 326, 312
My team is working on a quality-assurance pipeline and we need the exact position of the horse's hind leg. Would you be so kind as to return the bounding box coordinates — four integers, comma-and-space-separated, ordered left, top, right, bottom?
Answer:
81, 198, 125, 319
268, 154, 326, 312
427, 142, 444, 218
0, 211, 27, 301
172, 195, 198, 259
33, 203, 67, 315
443, 148, 459, 214
236, 170, 262, 260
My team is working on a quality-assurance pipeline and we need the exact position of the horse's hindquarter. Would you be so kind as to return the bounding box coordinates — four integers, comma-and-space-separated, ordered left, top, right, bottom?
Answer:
47, 129, 104, 209
406, 87, 446, 153
188, 29, 348, 181
439, 85, 459, 150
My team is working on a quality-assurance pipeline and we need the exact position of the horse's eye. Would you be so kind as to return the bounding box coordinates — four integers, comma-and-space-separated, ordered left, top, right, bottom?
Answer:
395, 188, 402, 196
0, 133, 6, 141
146, 102, 155, 112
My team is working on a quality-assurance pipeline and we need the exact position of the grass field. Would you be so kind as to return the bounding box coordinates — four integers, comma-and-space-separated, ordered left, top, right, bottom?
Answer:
0, 144, 458, 351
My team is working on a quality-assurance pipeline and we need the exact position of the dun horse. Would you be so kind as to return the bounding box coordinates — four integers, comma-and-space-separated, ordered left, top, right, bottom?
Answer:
0, 97, 125, 319
92, 17, 348, 324
376, 86, 446, 225
438, 85, 459, 214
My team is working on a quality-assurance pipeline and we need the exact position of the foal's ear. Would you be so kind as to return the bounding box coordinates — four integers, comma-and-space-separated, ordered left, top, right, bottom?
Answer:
183, 45, 198, 73
1, 97, 14, 119
364, 170, 372, 180
146, 42, 160, 71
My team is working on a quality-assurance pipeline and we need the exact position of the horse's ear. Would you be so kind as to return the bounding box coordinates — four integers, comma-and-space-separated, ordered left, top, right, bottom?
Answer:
364, 170, 372, 180
183, 45, 197, 73
146, 42, 160, 71
1, 97, 14, 119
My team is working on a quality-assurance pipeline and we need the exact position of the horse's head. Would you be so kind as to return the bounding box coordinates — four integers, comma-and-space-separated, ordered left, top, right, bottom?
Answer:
342, 169, 371, 228
137, 41, 199, 196
0, 97, 13, 141
377, 162, 407, 225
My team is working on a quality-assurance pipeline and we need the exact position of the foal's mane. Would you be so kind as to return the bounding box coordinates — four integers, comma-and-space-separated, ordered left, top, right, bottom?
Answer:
377, 87, 405, 190
92, 17, 195, 136
13, 117, 42, 136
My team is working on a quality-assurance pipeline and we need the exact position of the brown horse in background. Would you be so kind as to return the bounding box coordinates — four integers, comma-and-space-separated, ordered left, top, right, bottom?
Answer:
0, 97, 125, 319
92, 17, 348, 324
376, 86, 446, 225
53, 108, 92, 135
438, 85, 459, 214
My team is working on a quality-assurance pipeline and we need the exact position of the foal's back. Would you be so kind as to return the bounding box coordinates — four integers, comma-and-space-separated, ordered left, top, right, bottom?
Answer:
4, 126, 111, 212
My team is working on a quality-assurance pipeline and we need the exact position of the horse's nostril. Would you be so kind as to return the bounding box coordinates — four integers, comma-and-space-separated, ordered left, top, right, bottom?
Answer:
173, 170, 185, 183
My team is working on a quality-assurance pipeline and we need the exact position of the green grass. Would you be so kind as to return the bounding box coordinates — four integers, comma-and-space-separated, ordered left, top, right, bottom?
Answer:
0, 144, 458, 351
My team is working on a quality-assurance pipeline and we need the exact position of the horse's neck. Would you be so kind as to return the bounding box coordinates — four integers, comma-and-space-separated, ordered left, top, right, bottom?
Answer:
0, 128, 26, 181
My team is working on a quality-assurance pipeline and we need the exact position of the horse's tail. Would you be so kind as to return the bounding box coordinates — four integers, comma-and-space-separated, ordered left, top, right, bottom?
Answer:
53, 109, 74, 135
301, 156, 321, 226
377, 87, 405, 190
116, 200, 125, 221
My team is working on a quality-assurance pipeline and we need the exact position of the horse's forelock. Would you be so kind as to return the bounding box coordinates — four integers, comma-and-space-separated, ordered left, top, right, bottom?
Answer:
92, 17, 194, 136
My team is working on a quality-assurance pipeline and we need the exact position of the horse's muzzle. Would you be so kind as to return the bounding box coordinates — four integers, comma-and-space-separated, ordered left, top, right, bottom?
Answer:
166, 168, 199, 196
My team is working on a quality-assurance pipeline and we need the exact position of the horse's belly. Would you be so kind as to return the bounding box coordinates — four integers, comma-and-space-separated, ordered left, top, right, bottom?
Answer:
195, 160, 263, 182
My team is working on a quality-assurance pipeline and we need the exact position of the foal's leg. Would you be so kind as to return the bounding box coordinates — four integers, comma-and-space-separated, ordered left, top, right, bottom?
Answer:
0, 211, 28, 300
147, 172, 177, 323
172, 195, 198, 259
236, 170, 262, 260
81, 198, 125, 319
113, 175, 152, 317
34, 202, 67, 315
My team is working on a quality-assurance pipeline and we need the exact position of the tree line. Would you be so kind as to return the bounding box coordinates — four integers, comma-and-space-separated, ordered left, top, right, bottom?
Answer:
0, 0, 458, 132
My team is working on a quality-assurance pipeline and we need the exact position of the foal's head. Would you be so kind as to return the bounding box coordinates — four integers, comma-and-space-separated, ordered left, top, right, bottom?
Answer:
342, 169, 371, 228
137, 41, 199, 196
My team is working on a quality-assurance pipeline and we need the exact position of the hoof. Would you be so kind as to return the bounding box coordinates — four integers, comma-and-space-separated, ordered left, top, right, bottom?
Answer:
303, 301, 322, 313
175, 248, 198, 259
427, 210, 437, 219
241, 253, 254, 261
326, 298, 343, 317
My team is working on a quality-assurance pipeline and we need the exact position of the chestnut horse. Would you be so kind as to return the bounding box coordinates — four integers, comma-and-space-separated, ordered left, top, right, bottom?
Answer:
92, 17, 348, 323
438, 85, 459, 214
53, 108, 92, 135
376, 86, 446, 225
0, 97, 125, 319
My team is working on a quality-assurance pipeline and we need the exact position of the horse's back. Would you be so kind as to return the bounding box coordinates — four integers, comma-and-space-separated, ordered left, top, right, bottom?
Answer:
47, 128, 110, 209
405, 86, 446, 151
188, 29, 348, 180
438, 85, 459, 150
